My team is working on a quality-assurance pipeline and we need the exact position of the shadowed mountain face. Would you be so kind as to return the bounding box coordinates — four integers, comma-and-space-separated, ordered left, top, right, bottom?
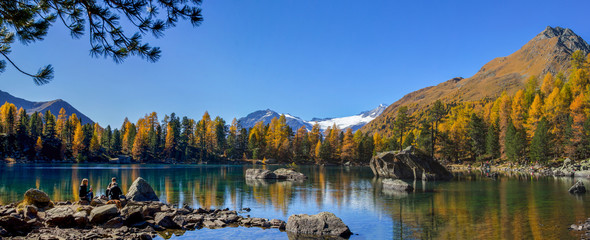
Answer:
0, 90, 93, 124
362, 26, 590, 136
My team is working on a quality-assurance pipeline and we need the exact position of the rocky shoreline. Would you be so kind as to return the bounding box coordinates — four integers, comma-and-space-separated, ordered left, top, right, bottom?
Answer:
0, 177, 352, 240
446, 158, 590, 178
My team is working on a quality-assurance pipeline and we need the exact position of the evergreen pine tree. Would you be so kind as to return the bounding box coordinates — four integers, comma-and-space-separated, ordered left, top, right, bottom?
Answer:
530, 117, 550, 162
468, 113, 487, 159
486, 120, 500, 159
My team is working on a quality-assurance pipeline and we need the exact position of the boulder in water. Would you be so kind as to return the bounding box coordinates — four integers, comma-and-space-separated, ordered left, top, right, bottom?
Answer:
273, 168, 307, 181
569, 180, 586, 194
126, 177, 159, 202
245, 168, 307, 181
382, 179, 413, 192
370, 150, 453, 181
245, 169, 276, 179
286, 212, 352, 238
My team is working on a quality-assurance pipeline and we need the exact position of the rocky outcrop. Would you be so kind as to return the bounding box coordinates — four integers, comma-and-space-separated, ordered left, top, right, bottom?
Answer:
370, 147, 453, 181
1, 178, 298, 239
382, 179, 413, 192
22, 188, 53, 209
245, 168, 307, 181
126, 177, 159, 201
286, 212, 352, 239
245, 169, 276, 179
274, 168, 307, 180
569, 180, 586, 194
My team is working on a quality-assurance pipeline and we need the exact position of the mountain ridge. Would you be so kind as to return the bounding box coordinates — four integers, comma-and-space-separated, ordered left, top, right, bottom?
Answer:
362, 26, 590, 136
238, 104, 388, 132
0, 90, 94, 124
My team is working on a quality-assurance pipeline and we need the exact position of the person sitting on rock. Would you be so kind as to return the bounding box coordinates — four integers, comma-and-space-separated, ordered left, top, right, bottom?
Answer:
106, 177, 123, 200
79, 178, 93, 201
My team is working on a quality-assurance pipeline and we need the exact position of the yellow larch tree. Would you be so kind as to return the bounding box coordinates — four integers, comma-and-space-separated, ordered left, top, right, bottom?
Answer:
525, 94, 544, 140
568, 93, 588, 158
132, 116, 150, 160
511, 89, 527, 129
72, 123, 84, 158
0, 101, 17, 134
56, 108, 67, 141
35, 136, 43, 155
540, 73, 554, 97
327, 123, 341, 160
341, 128, 356, 163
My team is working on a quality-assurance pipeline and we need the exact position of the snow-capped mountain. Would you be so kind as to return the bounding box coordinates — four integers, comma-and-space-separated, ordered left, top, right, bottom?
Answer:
237, 104, 388, 132
237, 109, 311, 131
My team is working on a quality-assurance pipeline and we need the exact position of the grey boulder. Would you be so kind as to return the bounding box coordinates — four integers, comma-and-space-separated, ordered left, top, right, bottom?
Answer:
569, 180, 586, 194
286, 212, 352, 238
89, 204, 120, 224
245, 169, 276, 179
273, 168, 307, 181
382, 179, 414, 192
45, 206, 76, 227
370, 149, 453, 181
126, 177, 159, 202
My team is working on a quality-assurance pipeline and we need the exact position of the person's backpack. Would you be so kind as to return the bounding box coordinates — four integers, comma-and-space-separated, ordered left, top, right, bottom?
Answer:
109, 185, 122, 200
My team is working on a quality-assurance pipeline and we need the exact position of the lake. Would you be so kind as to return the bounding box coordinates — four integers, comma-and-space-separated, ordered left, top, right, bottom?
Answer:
0, 163, 588, 239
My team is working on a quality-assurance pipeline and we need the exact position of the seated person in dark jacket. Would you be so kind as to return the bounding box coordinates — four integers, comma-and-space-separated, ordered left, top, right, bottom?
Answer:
106, 177, 123, 200
79, 178, 93, 201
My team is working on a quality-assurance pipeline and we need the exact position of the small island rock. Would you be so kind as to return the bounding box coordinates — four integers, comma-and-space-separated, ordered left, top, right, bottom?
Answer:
569, 180, 586, 194
370, 148, 453, 181
273, 168, 307, 181
245, 169, 276, 179
382, 179, 414, 192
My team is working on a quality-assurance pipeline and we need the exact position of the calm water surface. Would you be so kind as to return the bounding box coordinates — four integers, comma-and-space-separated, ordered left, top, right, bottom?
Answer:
0, 163, 588, 239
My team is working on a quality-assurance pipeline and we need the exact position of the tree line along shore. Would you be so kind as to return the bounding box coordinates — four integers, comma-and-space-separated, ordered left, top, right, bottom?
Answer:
1, 51, 590, 167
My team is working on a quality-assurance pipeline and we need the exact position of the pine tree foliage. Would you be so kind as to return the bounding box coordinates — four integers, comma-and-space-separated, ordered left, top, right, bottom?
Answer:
0, 0, 203, 84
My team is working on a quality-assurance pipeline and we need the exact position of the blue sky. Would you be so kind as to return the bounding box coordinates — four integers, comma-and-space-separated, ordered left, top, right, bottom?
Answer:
1, 0, 589, 127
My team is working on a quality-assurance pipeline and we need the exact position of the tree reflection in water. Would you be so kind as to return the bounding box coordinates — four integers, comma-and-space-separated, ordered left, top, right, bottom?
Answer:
0, 164, 589, 239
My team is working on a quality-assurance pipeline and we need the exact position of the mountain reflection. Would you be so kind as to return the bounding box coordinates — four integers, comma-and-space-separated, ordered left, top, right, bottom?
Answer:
0, 164, 589, 239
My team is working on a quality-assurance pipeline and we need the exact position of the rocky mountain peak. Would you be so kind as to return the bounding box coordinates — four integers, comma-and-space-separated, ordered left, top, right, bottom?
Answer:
534, 26, 590, 54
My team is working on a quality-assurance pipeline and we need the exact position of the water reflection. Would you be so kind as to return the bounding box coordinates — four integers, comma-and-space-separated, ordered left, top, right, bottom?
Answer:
0, 164, 588, 239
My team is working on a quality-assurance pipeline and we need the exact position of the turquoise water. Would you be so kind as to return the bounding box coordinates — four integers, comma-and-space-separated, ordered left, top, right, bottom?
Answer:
0, 164, 588, 239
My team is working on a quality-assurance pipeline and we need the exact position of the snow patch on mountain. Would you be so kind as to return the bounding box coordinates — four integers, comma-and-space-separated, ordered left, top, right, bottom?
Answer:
238, 104, 388, 132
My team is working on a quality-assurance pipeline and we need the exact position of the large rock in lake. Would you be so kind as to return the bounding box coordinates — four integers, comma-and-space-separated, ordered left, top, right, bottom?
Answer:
245, 168, 307, 181
22, 188, 53, 209
126, 177, 159, 201
382, 179, 413, 192
286, 212, 352, 238
245, 169, 276, 179
274, 168, 307, 181
569, 180, 586, 194
370, 147, 453, 181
